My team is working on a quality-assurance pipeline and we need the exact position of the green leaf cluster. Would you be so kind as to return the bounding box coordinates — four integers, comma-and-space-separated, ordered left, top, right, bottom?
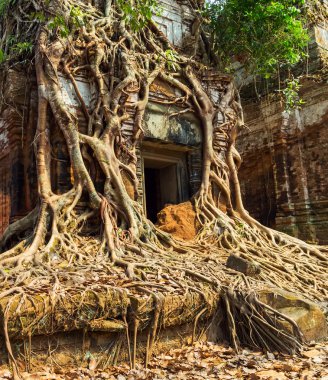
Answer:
280, 78, 305, 112
70, 5, 86, 28
0, 4, 86, 65
164, 49, 179, 71
118, 0, 160, 31
0, 36, 33, 64
48, 15, 70, 37
11, 41, 33, 55
0, 48, 5, 64
205, 0, 309, 78
0, 0, 14, 16
48, 5, 86, 37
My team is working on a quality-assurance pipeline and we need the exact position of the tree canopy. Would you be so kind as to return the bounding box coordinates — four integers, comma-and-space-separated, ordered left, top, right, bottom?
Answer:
0, 0, 310, 76
205, 0, 309, 78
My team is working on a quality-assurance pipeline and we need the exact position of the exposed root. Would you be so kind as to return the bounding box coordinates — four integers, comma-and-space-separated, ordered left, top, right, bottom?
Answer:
221, 289, 304, 355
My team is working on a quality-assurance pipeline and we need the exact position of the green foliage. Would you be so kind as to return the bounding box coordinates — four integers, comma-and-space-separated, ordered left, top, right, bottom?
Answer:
0, 48, 6, 64
6, 34, 17, 46
48, 6, 86, 37
280, 78, 305, 112
0, 0, 11, 15
0, 4, 86, 65
0, 38, 33, 64
118, 0, 160, 31
206, 0, 309, 78
11, 41, 33, 55
70, 5, 86, 28
30, 11, 47, 22
164, 49, 179, 71
48, 15, 70, 37
235, 220, 247, 237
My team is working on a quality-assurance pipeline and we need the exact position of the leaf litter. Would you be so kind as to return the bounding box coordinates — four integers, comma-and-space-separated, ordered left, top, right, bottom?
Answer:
0, 341, 327, 379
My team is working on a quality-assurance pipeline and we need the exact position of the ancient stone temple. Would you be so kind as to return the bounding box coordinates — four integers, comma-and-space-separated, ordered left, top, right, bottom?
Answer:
0, 0, 206, 235
237, 23, 328, 244
1, 1, 328, 246
1, 1, 328, 373
0, 69, 38, 235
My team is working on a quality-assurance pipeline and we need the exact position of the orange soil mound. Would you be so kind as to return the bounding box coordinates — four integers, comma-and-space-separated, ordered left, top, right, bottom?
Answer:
157, 201, 199, 241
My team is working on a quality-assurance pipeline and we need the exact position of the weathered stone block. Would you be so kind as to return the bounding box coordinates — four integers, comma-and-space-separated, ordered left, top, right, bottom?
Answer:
226, 254, 261, 277
259, 288, 328, 342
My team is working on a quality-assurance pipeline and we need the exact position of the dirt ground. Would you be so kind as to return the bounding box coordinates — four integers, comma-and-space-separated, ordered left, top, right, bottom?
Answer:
0, 341, 327, 380
156, 202, 199, 241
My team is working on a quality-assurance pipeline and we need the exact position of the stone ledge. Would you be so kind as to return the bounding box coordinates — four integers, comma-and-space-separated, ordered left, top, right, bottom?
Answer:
259, 288, 328, 343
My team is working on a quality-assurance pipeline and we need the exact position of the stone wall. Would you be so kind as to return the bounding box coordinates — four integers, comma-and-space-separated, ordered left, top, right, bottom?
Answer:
238, 78, 328, 244
0, 69, 38, 235
237, 17, 328, 244
154, 0, 194, 48
0, 0, 201, 234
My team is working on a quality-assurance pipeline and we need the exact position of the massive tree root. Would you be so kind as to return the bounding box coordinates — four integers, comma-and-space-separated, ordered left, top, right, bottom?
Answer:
0, 0, 327, 377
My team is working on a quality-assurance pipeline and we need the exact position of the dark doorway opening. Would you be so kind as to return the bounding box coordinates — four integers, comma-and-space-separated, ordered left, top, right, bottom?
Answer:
143, 150, 189, 223
144, 168, 159, 223
144, 163, 180, 223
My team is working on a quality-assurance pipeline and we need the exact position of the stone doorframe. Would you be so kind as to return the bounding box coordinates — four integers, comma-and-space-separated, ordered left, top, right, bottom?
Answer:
140, 143, 190, 216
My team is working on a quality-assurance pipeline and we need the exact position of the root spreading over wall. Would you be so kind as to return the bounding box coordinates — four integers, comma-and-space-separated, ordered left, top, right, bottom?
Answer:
0, 0, 327, 378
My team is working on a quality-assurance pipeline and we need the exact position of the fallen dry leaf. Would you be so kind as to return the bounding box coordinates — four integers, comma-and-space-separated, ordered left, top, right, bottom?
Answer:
253, 369, 287, 379
0, 341, 327, 380
302, 349, 321, 358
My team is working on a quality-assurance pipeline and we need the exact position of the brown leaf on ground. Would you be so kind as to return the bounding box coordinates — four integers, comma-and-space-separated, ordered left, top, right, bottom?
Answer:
302, 349, 322, 358
1, 341, 327, 380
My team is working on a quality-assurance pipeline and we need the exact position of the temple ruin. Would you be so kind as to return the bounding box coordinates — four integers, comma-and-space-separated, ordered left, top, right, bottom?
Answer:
238, 23, 328, 244
0, 0, 327, 374
0, 0, 206, 235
